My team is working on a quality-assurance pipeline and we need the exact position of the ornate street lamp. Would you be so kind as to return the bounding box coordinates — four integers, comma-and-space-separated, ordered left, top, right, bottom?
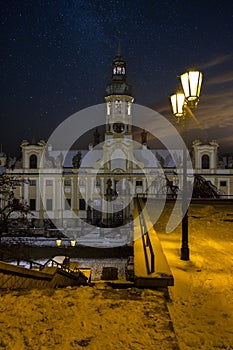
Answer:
170, 71, 203, 118
170, 70, 203, 261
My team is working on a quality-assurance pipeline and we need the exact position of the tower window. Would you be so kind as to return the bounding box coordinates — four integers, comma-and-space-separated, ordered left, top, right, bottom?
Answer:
117, 66, 122, 74
220, 181, 227, 187
201, 155, 210, 169
113, 66, 125, 75
115, 100, 122, 113
29, 154, 37, 169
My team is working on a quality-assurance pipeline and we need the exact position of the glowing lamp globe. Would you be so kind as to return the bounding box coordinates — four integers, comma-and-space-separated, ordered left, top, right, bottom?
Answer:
170, 93, 185, 117
180, 71, 203, 105
56, 239, 62, 247
70, 239, 76, 247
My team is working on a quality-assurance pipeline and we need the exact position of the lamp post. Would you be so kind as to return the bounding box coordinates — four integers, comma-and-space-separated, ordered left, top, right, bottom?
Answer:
56, 237, 76, 249
170, 70, 203, 261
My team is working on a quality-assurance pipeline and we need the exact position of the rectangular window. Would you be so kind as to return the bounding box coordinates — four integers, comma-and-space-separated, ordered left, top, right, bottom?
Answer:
79, 180, 86, 186
136, 180, 142, 186
65, 198, 71, 210
30, 199, 36, 211
30, 179, 36, 186
220, 181, 227, 187
12, 179, 20, 186
64, 179, 71, 186
46, 199, 53, 211
79, 198, 86, 210
95, 180, 101, 186
46, 180, 53, 186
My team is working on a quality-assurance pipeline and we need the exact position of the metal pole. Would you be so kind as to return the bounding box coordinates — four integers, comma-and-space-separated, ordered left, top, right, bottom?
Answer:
181, 147, 189, 260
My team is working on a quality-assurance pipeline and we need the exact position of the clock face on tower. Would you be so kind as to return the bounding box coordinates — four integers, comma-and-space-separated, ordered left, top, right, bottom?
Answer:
113, 122, 125, 133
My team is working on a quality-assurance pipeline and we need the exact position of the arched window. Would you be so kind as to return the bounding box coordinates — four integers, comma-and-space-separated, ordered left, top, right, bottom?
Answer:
115, 100, 122, 113
29, 154, 37, 169
201, 154, 210, 169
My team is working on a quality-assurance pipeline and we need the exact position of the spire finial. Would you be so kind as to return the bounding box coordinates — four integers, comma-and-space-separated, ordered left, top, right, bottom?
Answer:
117, 42, 121, 57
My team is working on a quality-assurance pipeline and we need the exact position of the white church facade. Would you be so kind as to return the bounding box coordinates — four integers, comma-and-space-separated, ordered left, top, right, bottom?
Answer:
1, 51, 233, 230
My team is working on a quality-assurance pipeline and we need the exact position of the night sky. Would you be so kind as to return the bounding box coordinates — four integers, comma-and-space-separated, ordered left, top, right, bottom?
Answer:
1, 0, 233, 156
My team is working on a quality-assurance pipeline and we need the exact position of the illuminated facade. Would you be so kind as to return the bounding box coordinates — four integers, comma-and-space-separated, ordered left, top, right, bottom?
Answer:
1, 51, 233, 231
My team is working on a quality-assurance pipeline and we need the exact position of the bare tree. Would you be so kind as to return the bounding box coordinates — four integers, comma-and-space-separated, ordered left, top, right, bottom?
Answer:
0, 175, 31, 242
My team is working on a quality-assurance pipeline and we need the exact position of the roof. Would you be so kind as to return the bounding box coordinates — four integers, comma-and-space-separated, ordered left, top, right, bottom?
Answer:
47, 148, 182, 169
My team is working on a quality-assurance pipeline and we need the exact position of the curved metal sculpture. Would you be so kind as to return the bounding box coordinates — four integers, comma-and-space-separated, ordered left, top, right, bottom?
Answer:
164, 174, 224, 199
192, 175, 222, 198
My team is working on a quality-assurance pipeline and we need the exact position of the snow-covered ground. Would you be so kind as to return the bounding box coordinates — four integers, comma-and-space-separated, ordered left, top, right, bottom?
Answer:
1, 203, 232, 349
152, 203, 233, 350
0, 286, 179, 349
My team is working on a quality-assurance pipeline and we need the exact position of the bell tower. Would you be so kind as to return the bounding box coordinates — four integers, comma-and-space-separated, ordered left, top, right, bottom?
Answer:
97, 48, 141, 227
99, 47, 143, 174
105, 47, 134, 141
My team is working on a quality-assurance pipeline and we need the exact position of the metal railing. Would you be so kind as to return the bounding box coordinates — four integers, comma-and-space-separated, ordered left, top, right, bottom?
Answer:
2, 257, 79, 275
135, 195, 155, 274
15, 258, 44, 270
43, 257, 80, 274
0, 257, 88, 290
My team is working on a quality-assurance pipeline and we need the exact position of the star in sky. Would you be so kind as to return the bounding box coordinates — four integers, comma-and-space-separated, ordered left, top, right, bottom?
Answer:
0, 0, 233, 155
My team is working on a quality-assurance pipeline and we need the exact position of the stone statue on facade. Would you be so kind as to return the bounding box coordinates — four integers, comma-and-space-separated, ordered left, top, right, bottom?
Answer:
72, 151, 82, 169
106, 178, 118, 199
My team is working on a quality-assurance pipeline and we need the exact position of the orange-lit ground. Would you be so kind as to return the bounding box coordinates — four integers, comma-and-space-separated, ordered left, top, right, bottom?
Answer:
0, 203, 233, 350
153, 203, 233, 350
0, 286, 178, 350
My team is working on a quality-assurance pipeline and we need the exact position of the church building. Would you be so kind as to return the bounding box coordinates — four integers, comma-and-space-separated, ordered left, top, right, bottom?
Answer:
2, 50, 233, 234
